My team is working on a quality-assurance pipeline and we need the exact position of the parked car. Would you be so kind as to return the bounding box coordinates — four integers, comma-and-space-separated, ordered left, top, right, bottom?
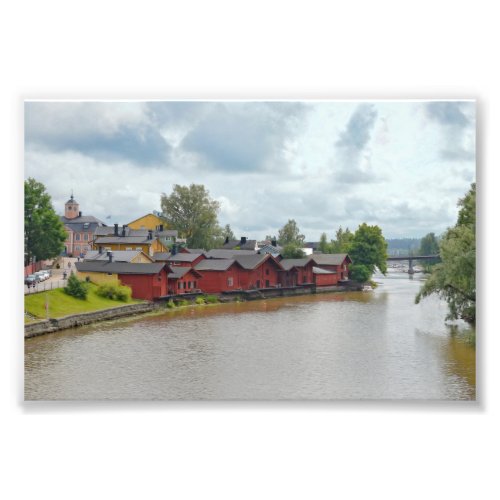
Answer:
34, 271, 49, 281
24, 274, 40, 286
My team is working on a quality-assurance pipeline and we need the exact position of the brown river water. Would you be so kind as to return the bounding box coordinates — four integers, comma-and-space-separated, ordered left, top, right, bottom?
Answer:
24, 271, 475, 400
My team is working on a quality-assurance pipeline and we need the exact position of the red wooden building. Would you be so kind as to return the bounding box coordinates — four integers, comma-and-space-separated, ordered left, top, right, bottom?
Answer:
166, 252, 206, 268
194, 254, 284, 293
167, 267, 203, 294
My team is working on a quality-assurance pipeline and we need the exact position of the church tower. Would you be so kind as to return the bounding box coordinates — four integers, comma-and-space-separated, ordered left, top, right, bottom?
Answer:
64, 193, 80, 219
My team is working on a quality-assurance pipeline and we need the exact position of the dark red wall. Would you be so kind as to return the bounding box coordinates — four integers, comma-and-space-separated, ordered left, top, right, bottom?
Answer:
119, 268, 167, 300
168, 269, 201, 294
314, 273, 338, 286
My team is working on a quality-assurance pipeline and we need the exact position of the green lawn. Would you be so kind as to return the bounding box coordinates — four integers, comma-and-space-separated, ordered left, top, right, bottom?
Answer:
25, 283, 142, 319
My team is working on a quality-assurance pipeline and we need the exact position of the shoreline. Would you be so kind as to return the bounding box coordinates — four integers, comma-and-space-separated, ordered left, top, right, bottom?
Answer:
24, 284, 360, 338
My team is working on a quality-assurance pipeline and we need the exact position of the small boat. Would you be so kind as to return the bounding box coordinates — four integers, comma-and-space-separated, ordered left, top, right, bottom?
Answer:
362, 285, 373, 292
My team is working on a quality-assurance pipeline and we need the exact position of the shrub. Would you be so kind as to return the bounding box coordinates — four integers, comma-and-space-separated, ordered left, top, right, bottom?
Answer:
177, 299, 190, 307
166, 300, 176, 309
195, 296, 205, 305
205, 295, 219, 304
64, 274, 88, 300
95, 281, 132, 302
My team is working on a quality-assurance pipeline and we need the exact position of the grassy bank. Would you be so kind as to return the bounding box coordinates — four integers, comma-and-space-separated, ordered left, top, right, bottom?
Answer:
25, 283, 142, 319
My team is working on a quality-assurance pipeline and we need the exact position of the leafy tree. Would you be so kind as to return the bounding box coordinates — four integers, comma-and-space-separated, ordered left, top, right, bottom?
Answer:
64, 274, 88, 300
161, 184, 221, 249
222, 224, 235, 241
419, 232, 440, 256
281, 244, 306, 259
348, 223, 388, 282
24, 178, 67, 266
416, 183, 476, 324
278, 219, 305, 247
330, 226, 354, 254
319, 232, 331, 253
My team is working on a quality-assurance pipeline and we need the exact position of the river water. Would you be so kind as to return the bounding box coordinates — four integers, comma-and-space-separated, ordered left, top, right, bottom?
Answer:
24, 271, 475, 400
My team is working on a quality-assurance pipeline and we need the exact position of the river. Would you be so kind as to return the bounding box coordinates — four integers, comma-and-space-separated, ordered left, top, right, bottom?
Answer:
24, 271, 475, 400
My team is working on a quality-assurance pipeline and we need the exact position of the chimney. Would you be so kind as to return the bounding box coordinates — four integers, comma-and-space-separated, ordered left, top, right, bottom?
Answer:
98, 246, 103, 255
121, 226, 126, 237
148, 229, 153, 240
271, 238, 277, 247
107, 251, 113, 263
78, 211, 82, 217
225, 236, 229, 244
240, 236, 247, 245
114, 223, 119, 236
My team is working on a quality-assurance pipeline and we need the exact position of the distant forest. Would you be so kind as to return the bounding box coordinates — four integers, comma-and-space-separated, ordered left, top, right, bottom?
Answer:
385, 238, 421, 256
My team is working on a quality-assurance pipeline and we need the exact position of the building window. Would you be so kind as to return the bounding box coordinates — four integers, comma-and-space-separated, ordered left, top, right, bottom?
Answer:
303, 276, 307, 283
84, 233, 89, 241
193, 281, 197, 289
188, 281, 192, 289
136, 247, 142, 251
178, 282, 184, 289
126, 247, 132, 251
75, 245, 80, 251
75, 234, 80, 241
227, 277, 233, 287
265, 280, 270, 287
266, 268, 269, 275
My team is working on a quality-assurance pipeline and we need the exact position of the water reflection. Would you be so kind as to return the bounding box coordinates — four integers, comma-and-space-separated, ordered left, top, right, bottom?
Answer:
25, 271, 475, 400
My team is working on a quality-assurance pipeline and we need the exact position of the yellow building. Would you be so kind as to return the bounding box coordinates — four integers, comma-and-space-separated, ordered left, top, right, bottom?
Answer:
92, 235, 168, 256
127, 213, 167, 231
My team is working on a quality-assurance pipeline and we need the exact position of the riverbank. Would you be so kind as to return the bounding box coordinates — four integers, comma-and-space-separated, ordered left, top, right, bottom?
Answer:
24, 284, 359, 338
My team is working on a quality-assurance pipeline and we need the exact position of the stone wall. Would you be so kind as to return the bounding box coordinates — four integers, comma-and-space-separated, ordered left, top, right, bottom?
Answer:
25, 302, 156, 338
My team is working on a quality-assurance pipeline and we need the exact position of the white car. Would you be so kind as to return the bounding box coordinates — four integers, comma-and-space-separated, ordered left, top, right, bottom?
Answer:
34, 271, 49, 281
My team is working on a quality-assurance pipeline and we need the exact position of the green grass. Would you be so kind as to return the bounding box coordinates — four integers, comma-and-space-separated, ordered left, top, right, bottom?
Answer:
25, 283, 142, 319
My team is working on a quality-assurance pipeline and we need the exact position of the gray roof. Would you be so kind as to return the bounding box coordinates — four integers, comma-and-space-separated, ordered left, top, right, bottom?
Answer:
185, 248, 206, 254
94, 226, 149, 237
75, 261, 165, 275
280, 258, 312, 271
94, 236, 152, 244
312, 266, 336, 275
311, 253, 350, 266
195, 259, 236, 271
234, 254, 280, 270
205, 249, 257, 259
167, 253, 204, 263
258, 244, 282, 256
84, 250, 145, 262
60, 215, 105, 233
157, 230, 178, 238
222, 239, 257, 250
153, 252, 172, 261
167, 267, 202, 279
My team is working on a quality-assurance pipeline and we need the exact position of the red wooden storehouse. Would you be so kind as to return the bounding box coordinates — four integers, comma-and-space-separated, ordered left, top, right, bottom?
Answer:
167, 267, 203, 295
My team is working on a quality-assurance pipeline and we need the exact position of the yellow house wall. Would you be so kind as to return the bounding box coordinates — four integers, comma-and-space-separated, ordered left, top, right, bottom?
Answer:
76, 271, 119, 284
127, 214, 166, 231
131, 252, 154, 263
91, 240, 167, 256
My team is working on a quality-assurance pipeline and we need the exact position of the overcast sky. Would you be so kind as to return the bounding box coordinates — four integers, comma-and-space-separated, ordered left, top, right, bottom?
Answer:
24, 100, 476, 241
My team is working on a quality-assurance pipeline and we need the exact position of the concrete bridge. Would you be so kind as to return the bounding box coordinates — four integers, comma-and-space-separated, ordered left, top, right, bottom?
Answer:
386, 254, 440, 274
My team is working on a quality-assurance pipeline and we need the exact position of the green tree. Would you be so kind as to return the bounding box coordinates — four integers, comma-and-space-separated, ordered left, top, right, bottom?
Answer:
416, 183, 476, 324
278, 219, 305, 247
419, 232, 440, 256
319, 232, 331, 253
221, 224, 235, 241
24, 178, 67, 266
348, 223, 388, 282
161, 184, 221, 249
281, 244, 306, 259
330, 226, 354, 254
64, 273, 88, 300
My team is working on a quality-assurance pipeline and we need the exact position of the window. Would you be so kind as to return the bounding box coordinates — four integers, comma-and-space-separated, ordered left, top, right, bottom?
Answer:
265, 280, 270, 288
188, 281, 192, 289
84, 233, 88, 241
266, 268, 269, 275
75, 245, 80, 251
227, 277, 233, 287
136, 247, 142, 251
178, 282, 184, 289
126, 247, 132, 251
303, 276, 307, 283
75, 234, 80, 241
193, 281, 197, 289
256, 280, 261, 288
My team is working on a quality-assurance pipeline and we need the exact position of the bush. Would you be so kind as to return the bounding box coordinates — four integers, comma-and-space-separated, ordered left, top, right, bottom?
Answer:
64, 274, 88, 300
195, 296, 205, 305
205, 295, 219, 304
166, 300, 176, 308
95, 281, 132, 302
349, 264, 372, 283
177, 299, 190, 307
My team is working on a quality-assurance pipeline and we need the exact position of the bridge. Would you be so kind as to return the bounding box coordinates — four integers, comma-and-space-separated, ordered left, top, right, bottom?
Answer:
386, 254, 440, 274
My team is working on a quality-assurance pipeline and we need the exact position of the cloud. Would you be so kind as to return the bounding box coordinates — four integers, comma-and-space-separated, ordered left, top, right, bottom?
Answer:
424, 101, 475, 162
181, 102, 307, 172
25, 102, 171, 166
333, 104, 379, 184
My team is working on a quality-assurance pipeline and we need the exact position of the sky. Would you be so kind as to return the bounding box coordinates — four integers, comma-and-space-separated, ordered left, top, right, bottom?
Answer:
24, 100, 476, 241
